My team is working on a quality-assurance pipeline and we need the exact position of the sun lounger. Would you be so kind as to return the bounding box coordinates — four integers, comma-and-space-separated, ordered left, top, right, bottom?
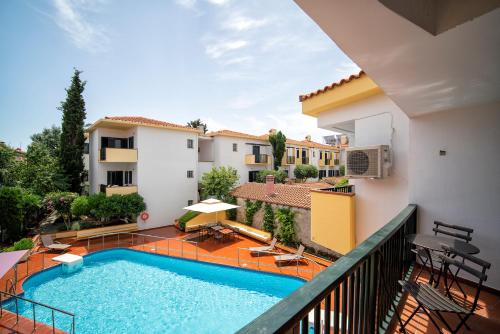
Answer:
248, 238, 277, 254
274, 245, 305, 265
41, 235, 71, 252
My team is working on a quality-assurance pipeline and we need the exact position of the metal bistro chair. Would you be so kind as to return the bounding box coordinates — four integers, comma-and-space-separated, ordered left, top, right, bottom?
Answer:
413, 221, 474, 281
398, 246, 491, 334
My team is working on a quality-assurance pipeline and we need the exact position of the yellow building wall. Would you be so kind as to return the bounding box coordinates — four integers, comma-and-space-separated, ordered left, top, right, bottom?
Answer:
310, 190, 356, 255
105, 185, 138, 196
184, 211, 227, 231
100, 148, 138, 162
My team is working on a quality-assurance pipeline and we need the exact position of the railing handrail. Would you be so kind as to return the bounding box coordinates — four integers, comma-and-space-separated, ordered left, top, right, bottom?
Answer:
85, 231, 198, 245
0, 290, 75, 317
236, 204, 417, 333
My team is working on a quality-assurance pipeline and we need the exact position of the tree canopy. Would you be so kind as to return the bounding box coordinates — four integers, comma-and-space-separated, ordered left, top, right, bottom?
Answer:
59, 69, 86, 193
269, 131, 286, 170
187, 119, 208, 134
31, 126, 61, 158
201, 166, 239, 201
293, 164, 318, 182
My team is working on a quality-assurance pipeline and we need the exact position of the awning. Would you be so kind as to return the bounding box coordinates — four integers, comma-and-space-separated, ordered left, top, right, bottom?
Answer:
183, 198, 239, 213
0, 250, 29, 278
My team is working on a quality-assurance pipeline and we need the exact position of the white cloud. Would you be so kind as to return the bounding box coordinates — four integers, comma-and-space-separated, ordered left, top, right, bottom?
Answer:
205, 40, 248, 59
175, 0, 197, 9
52, 0, 109, 53
206, 0, 230, 6
222, 56, 253, 66
222, 14, 268, 31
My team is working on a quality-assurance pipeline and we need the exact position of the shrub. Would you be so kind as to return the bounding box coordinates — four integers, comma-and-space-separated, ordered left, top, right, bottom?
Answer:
20, 190, 42, 228
245, 200, 262, 226
276, 207, 296, 246
335, 178, 349, 188
294, 164, 318, 182
0, 187, 24, 241
256, 169, 288, 184
71, 196, 90, 218
178, 211, 201, 230
43, 192, 78, 230
226, 196, 237, 220
4, 237, 34, 252
262, 203, 275, 234
339, 165, 346, 176
71, 221, 81, 231
83, 193, 146, 225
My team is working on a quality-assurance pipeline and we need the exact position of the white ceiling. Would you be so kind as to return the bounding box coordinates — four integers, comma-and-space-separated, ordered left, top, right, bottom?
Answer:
294, 0, 500, 117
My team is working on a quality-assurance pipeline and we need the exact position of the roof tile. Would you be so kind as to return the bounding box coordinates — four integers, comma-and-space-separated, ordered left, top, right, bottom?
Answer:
299, 70, 365, 102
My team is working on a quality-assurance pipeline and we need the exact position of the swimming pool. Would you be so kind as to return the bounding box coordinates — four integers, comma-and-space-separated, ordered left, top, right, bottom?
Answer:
4, 248, 304, 333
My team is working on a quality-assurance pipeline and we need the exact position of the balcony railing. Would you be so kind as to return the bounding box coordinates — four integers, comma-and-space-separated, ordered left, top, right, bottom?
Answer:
237, 204, 417, 334
325, 158, 331, 166
245, 154, 269, 165
99, 148, 138, 163
287, 156, 295, 165
321, 185, 355, 193
302, 157, 309, 165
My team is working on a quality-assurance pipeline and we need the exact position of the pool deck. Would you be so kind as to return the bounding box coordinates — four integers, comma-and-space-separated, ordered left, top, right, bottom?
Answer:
0, 225, 329, 333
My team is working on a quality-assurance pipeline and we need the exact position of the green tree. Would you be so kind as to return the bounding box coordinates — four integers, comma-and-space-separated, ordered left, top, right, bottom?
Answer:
59, 69, 86, 193
263, 203, 275, 234
226, 195, 238, 220
256, 169, 288, 184
276, 207, 296, 246
269, 131, 286, 170
31, 126, 61, 158
0, 143, 18, 186
201, 166, 239, 201
187, 119, 208, 134
293, 164, 318, 182
339, 165, 346, 176
19, 142, 68, 195
0, 187, 24, 241
71, 195, 90, 218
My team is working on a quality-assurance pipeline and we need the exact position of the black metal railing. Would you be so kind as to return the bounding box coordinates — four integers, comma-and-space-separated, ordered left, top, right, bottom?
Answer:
287, 156, 296, 164
237, 204, 417, 334
321, 185, 356, 193
334, 158, 340, 165
302, 157, 309, 164
255, 154, 268, 164
325, 158, 331, 165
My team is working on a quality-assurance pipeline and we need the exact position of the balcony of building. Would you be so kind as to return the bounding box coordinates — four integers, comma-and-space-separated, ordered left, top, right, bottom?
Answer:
99, 147, 138, 163
282, 155, 296, 165
245, 154, 270, 165
100, 184, 138, 196
236, 205, 500, 334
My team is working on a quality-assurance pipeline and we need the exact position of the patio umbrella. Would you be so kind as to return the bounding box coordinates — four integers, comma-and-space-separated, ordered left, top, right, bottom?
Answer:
183, 198, 239, 224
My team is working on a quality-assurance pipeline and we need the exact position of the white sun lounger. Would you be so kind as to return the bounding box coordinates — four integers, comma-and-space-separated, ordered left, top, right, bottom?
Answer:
248, 238, 277, 254
41, 235, 71, 252
274, 245, 305, 264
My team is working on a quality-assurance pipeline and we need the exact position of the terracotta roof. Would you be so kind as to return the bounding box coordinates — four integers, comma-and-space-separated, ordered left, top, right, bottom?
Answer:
206, 130, 268, 141
104, 116, 192, 130
231, 182, 331, 209
207, 129, 338, 151
299, 71, 366, 102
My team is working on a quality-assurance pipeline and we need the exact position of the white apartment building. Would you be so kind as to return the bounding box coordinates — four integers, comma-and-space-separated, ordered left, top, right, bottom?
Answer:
87, 116, 200, 229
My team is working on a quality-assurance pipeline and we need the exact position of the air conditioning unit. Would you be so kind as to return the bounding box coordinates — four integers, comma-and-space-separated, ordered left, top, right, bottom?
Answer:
346, 145, 391, 178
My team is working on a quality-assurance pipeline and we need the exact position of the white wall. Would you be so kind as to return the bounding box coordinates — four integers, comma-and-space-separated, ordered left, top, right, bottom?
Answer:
317, 94, 410, 244
212, 136, 272, 184
409, 101, 500, 289
136, 126, 198, 229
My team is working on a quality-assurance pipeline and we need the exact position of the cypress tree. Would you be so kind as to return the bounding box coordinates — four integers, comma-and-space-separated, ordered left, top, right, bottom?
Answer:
59, 69, 86, 193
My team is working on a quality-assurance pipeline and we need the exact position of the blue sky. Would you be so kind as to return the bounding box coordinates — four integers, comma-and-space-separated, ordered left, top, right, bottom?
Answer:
0, 0, 358, 149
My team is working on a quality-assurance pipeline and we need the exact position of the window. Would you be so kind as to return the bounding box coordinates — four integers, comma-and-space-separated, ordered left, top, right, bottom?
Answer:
84, 143, 89, 154
128, 137, 134, 149
187, 170, 194, 178
188, 200, 193, 206
296, 148, 300, 158
233, 143, 238, 152
319, 170, 326, 179
249, 171, 259, 182
328, 170, 334, 177
107, 171, 124, 186
187, 139, 194, 149
319, 151, 323, 159
124, 171, 133, 185
313, 150, 315, 158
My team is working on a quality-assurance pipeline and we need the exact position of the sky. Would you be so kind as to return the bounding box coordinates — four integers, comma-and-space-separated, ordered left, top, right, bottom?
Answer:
0, 0, 359, 149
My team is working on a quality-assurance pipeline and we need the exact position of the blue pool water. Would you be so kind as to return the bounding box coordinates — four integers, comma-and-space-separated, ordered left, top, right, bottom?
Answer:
4, 248, 304, 333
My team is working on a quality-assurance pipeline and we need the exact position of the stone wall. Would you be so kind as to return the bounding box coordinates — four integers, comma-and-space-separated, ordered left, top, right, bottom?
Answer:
235, 198, 336, 256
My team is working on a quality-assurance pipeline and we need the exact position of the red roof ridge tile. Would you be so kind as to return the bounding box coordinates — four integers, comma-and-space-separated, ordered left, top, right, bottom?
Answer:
299, 70, 365, 102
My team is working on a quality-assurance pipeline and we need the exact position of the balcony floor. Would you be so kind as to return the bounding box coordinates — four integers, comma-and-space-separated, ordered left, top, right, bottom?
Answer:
392, 269, 500, 334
